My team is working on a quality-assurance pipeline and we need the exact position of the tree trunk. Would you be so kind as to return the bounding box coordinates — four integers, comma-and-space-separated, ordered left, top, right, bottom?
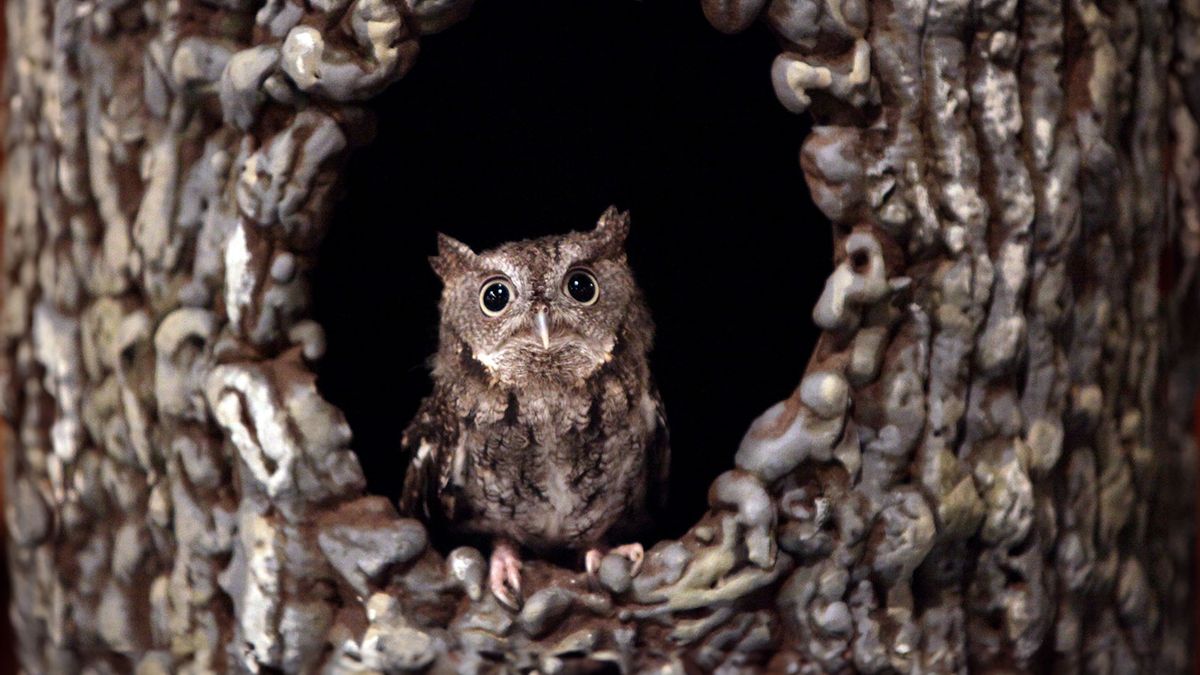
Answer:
2, 0, 1197, 672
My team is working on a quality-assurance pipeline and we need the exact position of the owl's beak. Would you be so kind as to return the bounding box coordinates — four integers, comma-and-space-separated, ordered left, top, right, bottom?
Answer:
534, 310, 552, 350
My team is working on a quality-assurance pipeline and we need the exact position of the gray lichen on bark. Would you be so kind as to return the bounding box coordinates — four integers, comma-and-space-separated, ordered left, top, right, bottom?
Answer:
2, 0, 1198, 672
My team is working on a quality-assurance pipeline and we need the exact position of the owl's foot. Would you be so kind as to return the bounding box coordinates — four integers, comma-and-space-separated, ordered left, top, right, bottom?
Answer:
585, 542, 645, 578
489, 539, 523, 610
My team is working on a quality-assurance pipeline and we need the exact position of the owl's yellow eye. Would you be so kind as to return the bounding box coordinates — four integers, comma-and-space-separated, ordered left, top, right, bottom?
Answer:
480, 278, 514, 316
564, 270, 599, 305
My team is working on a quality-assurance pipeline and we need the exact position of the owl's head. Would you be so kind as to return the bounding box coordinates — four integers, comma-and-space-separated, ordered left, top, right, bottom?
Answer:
429, 207, 651, 387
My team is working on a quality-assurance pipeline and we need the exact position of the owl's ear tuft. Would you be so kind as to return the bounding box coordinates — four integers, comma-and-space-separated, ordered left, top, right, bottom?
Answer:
589, 206, 630, 257
430, 233, 476, 281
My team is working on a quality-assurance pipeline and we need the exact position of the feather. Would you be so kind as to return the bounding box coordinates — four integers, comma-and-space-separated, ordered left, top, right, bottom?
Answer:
645, 387, 672, 516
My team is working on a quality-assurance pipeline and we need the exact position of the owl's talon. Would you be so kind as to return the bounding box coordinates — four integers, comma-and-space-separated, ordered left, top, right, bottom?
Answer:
489, 540, 523, 610
585, 549, 603, 577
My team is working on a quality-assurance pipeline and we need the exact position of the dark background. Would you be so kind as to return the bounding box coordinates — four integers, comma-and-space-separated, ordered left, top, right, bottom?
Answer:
312, 0, 828, 540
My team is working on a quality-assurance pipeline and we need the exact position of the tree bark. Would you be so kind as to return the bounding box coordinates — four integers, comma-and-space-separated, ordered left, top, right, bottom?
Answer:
2, 0, 1197, 672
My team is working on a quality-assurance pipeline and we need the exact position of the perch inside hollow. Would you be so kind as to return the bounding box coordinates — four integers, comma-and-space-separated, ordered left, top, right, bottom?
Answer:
2, 0, 1198, 673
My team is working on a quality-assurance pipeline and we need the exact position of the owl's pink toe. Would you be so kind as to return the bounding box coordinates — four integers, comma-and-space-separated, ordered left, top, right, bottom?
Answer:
585, 549, 604, 577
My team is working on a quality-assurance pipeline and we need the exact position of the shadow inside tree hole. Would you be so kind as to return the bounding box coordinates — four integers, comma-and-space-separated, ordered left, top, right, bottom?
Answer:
312, 0, 827, 543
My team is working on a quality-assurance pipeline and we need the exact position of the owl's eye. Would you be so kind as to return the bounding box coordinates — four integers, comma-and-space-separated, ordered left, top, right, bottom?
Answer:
479, 278, 514, 316
564, 270, 599, 305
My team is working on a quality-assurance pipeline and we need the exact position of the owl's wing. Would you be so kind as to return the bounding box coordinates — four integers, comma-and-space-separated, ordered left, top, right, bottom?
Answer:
398, 396, 458, 521
644, 386, 671, 516
398, 437, 438, 520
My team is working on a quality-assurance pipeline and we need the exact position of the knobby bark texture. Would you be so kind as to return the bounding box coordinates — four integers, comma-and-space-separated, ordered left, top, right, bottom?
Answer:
2, 0, 1198, 671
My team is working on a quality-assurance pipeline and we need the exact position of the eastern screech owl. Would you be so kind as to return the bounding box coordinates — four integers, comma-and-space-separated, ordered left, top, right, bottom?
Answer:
399, 207, 669, 608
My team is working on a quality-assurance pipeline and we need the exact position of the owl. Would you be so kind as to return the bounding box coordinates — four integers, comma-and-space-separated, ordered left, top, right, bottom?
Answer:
399, 207, 670, 608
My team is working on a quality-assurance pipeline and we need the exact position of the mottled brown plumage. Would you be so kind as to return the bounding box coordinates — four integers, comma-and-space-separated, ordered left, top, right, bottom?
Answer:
399, 207, 669, 607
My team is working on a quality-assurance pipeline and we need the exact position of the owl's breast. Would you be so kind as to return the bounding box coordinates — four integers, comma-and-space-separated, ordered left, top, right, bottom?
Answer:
451, 420, 650, 550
